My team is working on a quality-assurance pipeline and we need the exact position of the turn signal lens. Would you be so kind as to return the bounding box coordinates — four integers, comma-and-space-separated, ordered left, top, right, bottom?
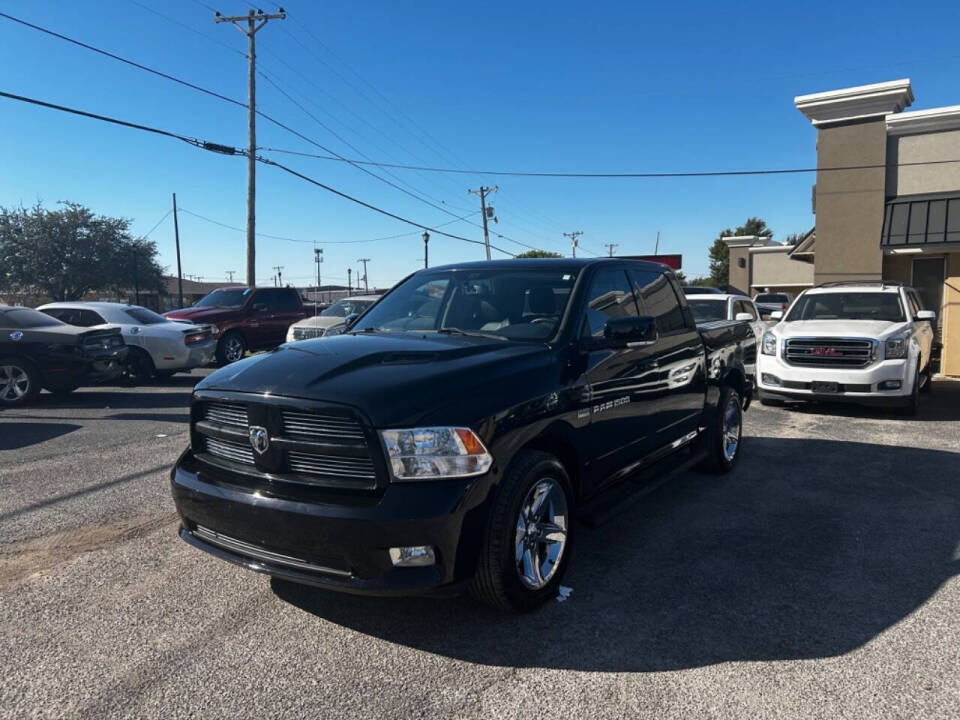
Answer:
380, 427, 492, 481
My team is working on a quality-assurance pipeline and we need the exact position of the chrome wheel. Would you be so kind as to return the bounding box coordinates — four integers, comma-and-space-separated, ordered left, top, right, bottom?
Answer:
223, 336, 244, 362
0, 364, 30, 403
514, 478, 569, 590
722, 395, 742, 462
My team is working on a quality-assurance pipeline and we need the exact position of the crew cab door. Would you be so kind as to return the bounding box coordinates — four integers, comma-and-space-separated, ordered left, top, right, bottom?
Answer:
247, 289, 303, 348
628, 269, 706, 447
577, 266, 667, 490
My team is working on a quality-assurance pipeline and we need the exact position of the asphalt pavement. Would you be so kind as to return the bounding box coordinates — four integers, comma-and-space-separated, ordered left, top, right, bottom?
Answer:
2, 371, 959, 719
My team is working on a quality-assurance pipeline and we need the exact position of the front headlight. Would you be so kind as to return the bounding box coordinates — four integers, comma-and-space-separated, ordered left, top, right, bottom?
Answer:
380, 427, 493, 481
885, 332, 911, 359
761, 331, 778, 356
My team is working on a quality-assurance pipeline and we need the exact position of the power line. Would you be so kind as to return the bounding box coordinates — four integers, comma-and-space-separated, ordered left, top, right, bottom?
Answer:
140, 209, 173, 239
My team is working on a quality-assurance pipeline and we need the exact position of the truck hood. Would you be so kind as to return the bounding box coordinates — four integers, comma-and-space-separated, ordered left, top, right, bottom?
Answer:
775, 319, 908, 340
164, 307, 238, 323
196, 332, 555, 427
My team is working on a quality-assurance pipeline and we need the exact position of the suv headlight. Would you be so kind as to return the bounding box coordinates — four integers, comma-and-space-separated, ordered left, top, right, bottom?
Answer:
761, 331, 778, 356
380, 427, 492, 480
885, 330, 912, 359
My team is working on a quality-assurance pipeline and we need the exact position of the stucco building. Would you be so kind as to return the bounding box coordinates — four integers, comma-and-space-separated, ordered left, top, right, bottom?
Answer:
725, 234, 815, 298
792, 79, 960, 375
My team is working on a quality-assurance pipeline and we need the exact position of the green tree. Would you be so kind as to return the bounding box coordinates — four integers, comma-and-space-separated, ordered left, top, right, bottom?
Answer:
0, 201, 165, 301
708, 217, 773, 289
673, 270, 687, 284
515, 249, 563, 258
783, 232, 805, 246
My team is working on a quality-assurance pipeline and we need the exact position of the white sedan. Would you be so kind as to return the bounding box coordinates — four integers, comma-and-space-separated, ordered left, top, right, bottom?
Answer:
38, 302, 216, 381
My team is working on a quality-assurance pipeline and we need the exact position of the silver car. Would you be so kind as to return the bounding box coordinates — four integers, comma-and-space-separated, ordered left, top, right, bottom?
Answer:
286, 295, 381, 342
38, 302, 216, 381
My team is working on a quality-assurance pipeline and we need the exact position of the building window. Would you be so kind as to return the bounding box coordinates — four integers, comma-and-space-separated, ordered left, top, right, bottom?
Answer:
737, 257, 746, 268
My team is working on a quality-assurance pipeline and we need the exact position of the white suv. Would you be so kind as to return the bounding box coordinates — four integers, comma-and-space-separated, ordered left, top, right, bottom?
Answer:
757, 283, 935, 415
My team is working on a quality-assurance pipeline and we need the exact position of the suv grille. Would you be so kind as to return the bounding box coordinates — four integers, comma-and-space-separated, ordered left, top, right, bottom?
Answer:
293, 326, 324, 340
784, 338, 874, 368
193, 396, 380, 491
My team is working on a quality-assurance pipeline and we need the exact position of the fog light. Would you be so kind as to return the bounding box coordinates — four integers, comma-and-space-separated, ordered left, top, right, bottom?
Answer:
761, 373, 781, 386
879, 379, 902, 390
389, 546, 436, 567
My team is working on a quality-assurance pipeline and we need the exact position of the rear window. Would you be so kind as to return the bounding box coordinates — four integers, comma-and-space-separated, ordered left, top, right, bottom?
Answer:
755, 294, 789, 304
786, 293, 905, 322
688, 299, 728, 322
0, 308, 65, 328
124, 307, 168, 325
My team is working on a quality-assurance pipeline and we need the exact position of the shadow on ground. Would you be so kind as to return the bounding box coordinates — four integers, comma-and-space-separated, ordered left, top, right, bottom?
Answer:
273, 436, 960, 672
776, 378, 960, 422
0, 422, 80, 450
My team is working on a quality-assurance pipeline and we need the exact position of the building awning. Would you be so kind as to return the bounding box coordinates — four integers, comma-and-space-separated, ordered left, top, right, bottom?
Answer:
881, 191, 960, 248
788, 228, 816, 263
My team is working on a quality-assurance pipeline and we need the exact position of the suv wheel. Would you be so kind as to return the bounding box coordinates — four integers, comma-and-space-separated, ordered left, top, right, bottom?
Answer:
0, 357, 40, 407
698, 385, 743, 474
470, 450, 574, 612
217, 331, 247, 364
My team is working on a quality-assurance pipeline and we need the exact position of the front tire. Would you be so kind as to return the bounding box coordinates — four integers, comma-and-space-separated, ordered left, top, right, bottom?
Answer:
470, 450, 574, 612
895, 366, 920, 416
698, 385, 743, 474
0, 357, 40, 407
216, 331, 247, 365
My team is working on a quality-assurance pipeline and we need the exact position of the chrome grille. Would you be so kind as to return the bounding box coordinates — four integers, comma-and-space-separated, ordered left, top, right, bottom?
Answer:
204, 436, 255, 465
293, 326, 324, 340
784, 338, 874, 368
288, 452, 376, 481
205, 402, 248, 427
282, 410, 365, 441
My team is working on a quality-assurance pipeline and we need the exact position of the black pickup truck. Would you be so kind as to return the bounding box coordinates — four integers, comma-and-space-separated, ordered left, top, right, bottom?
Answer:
0, 305, 127, 407
171, 259, 752, 611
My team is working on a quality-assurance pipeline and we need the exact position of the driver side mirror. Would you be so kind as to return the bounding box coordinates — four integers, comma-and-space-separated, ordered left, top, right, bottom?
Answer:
735, 312, 754, 322
344, 313, 360, 329
584, 316, 657, 350
769, 310, 783, 320
916, 310, 936, 321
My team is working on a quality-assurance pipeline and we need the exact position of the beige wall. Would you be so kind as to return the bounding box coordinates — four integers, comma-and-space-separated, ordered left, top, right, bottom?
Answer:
943, 253, 960, 376
727, 245, 751, 295
750, 249, 814, 289
814, 119, 887, 283
887, 129, 960, 197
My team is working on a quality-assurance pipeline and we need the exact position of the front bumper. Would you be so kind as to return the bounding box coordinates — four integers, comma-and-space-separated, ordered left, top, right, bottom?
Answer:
756, 353, 916, 404
170, 449, 495, 596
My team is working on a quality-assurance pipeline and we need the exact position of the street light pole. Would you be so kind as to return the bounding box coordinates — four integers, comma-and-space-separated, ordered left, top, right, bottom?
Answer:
422, 231, 429, 268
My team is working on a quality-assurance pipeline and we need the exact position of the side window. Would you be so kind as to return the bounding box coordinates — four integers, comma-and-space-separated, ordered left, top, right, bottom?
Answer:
630, 269, 687, 335
906, 290, 922, 316
275, 290, 301, 312
583, 268, 639, 336
734, 300, 757, 319
252, 290, 279, 311
746, 301, 759, 320
81, 310, 106, 326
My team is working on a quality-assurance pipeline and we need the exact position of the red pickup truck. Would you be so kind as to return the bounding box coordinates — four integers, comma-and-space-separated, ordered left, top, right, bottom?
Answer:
164, 286, 307, 364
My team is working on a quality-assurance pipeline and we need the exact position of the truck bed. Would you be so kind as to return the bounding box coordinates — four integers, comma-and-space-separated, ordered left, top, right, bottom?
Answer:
696, 319, 754, 350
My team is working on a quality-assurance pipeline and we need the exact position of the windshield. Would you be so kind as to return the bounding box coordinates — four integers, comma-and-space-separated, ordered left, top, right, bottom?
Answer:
0, 308, 65, 328
352, 268, 579, 341
321, 299, 374, 317
194, 288, 250, 308
786, 292, 905, 322
124, 307, 168, 325
688, 299, 728, 322
755, 293, 789, 304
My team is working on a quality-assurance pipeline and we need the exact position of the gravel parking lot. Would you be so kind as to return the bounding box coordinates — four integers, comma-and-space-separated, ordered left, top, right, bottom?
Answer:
2, 372, 959, 719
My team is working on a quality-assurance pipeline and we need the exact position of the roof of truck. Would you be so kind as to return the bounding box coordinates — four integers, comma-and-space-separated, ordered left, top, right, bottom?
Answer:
423, 257, 668, 273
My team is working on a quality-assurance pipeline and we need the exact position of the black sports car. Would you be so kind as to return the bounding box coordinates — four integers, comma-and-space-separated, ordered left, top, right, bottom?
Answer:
0, 305, 128, 407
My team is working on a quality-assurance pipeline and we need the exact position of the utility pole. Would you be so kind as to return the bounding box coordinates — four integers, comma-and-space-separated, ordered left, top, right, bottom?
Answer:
357, 258, 370, 292
132, 248, 140, 305
272, 265, 284, 287
604, 243, 619, 257
172, 193, 183, 309
468, 185, 498, 260
226, 270, 236, 282
215, 7, 286, 288
654, 231, 660, 255
563, 231, 583, 258
347, 268, 352, 296
422, 231, 429, 269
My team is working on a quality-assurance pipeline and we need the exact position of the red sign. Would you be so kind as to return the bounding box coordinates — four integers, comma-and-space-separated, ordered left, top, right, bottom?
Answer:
623, 254, 682, 270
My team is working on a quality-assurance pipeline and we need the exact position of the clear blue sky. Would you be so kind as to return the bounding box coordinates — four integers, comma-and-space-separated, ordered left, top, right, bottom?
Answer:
2, 0, 959, 286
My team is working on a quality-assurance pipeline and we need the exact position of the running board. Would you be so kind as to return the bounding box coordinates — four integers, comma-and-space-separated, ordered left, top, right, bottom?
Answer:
577, 444, 707, 528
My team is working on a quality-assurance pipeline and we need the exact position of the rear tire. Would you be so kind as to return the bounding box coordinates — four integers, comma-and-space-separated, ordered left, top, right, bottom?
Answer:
698, 385, 743, 474
123, 348, 156, 384
216, 331, 247, 365
470, 450, 574, 612
0, 357, 40, 407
